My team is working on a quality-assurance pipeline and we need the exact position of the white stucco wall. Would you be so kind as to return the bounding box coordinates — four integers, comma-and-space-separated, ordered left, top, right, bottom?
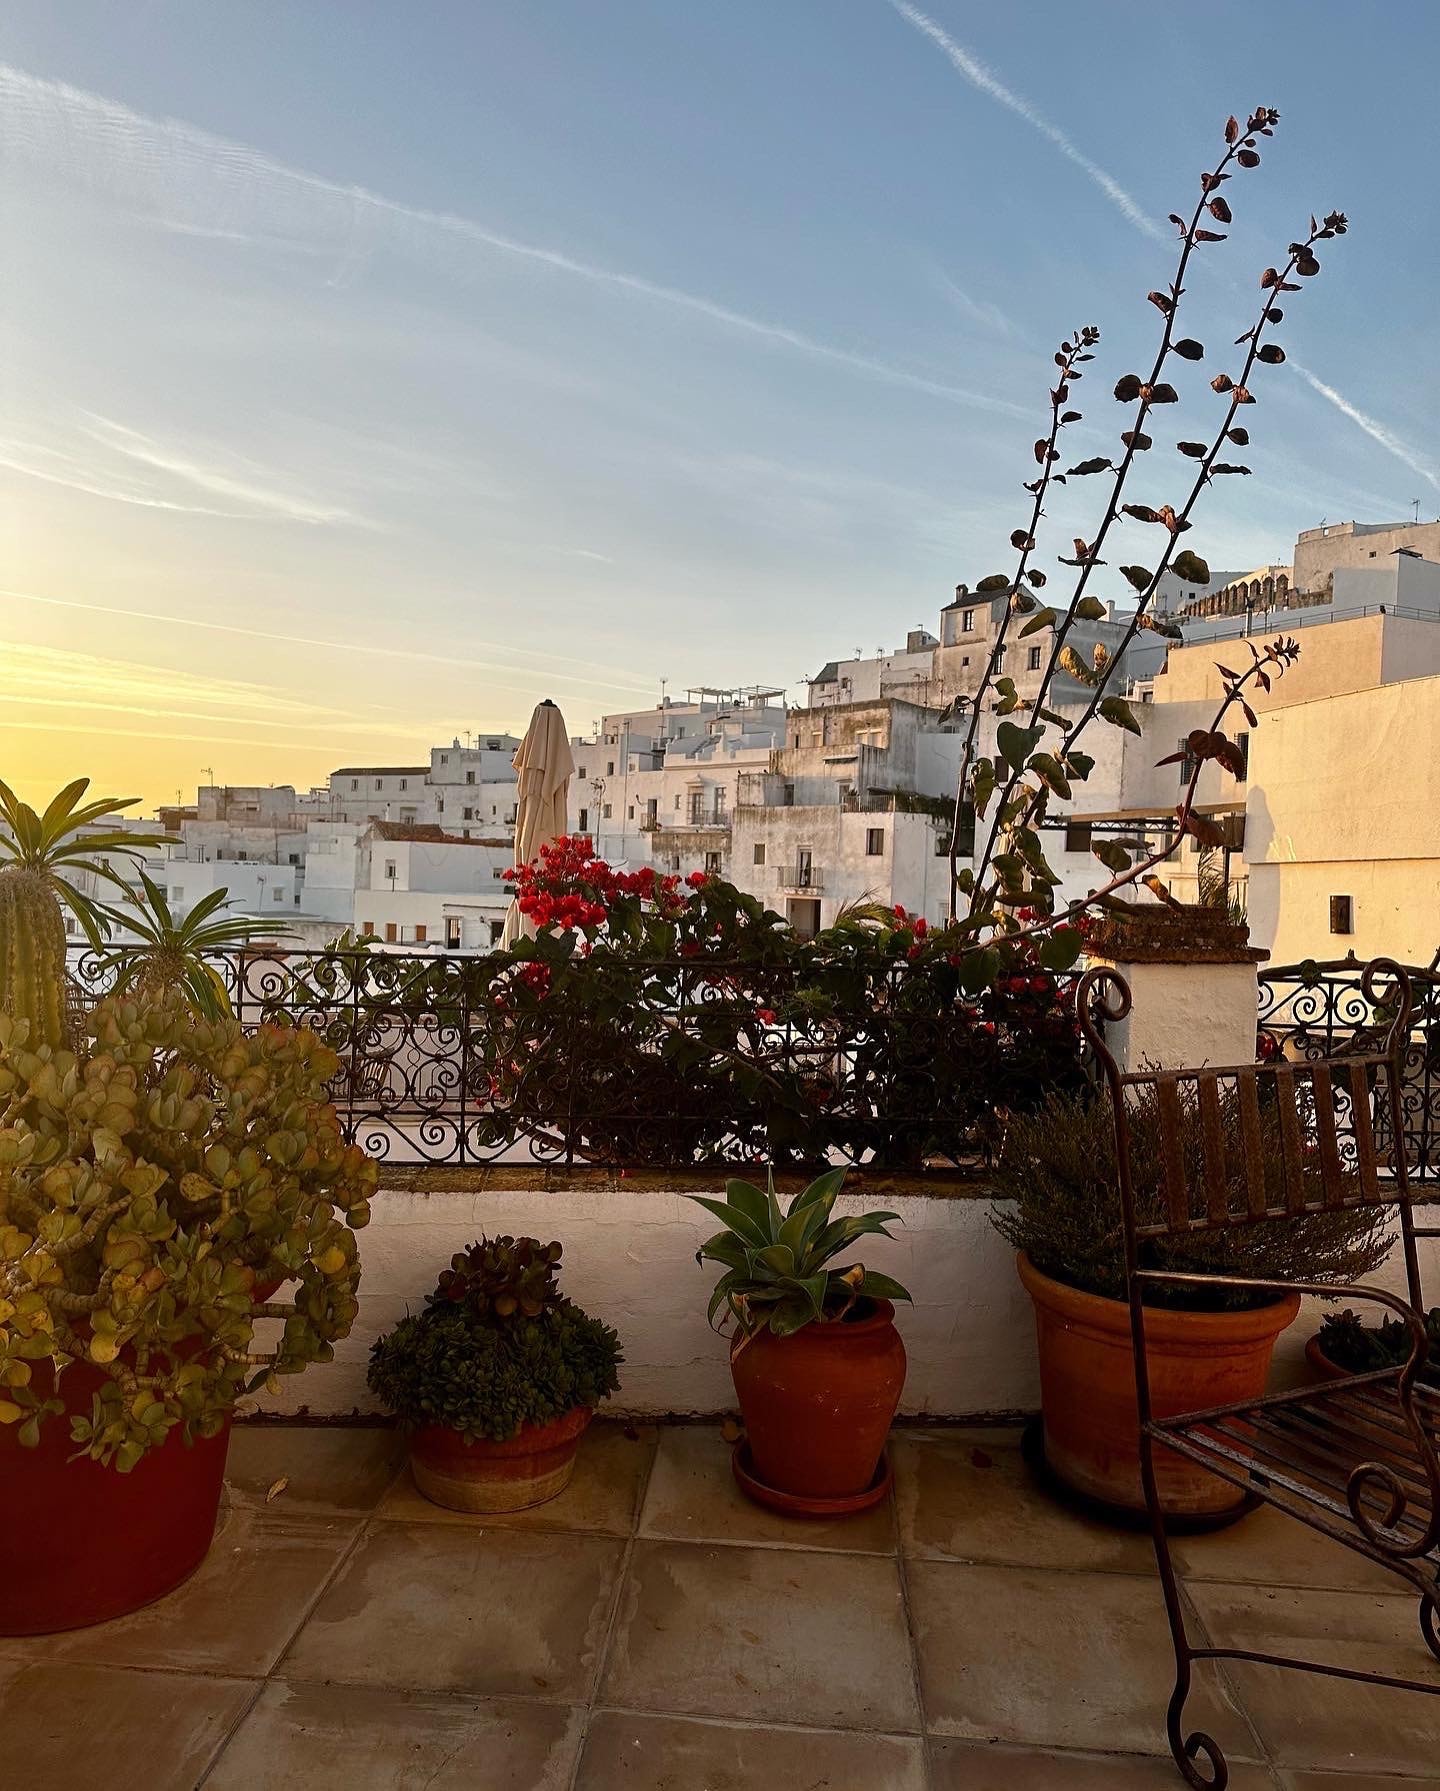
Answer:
253, 1186, 1037, 1423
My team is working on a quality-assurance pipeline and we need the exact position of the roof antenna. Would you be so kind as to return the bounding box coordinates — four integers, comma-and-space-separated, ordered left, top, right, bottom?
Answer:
1413, 498, 1422, 525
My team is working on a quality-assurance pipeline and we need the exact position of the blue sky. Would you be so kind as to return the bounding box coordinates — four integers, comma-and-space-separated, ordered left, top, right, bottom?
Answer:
4, 0, 1437, 806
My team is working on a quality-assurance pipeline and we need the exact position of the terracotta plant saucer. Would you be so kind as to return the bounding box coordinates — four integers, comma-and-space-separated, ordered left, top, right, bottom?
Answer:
731, 1440, 892, 1517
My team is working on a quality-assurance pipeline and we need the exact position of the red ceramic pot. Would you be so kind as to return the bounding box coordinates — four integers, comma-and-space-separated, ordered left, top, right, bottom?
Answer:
1018, 1251, 1300, 1516
729, 1299, 906, 1504
408, 1406, 592, 1512
0, 1275, 287, 1636
0, 1357, 233, 1636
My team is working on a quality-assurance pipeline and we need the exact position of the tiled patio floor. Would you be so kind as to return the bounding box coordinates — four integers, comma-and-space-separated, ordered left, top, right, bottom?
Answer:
3, 1421, 1438, 1789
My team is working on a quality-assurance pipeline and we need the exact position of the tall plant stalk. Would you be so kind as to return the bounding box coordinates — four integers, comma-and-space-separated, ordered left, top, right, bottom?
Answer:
945, 106, 1346, 965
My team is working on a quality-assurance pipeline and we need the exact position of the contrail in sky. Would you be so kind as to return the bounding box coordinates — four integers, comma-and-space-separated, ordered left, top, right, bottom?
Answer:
1291, 365, 1440, 497
4, 590, 660, 699
0, 64, 1024, 419
886, 2, 1165, 241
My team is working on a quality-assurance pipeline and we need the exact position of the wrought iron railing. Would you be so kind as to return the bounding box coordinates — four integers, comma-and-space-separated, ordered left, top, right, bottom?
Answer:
1257, 954, 1440, 1183
66, 945, 1086, 1175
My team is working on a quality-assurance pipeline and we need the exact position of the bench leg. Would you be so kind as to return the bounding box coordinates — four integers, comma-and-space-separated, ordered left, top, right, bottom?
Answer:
1421, 1591, 1440, 1664
1143, 1435, 1229, 1789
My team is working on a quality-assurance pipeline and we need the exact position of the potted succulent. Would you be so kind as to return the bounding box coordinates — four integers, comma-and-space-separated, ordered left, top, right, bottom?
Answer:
367, 1235, 622, 1512
1308, 1306, 1440, 1385
692, 1169, 910, 1514
0, 782, 373, 1634
992, 1087, 1392, 1518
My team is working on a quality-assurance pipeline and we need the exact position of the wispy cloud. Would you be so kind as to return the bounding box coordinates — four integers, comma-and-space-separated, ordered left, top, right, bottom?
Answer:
0, 437, 255, 518
77, 414, 358, 524
886, 3, 1165, 241
5, 589, 659, 700
1291, 364, 1440, 496
0, 63, 1024, 419
559, 548, 615, 563
934, 272, 1014, 338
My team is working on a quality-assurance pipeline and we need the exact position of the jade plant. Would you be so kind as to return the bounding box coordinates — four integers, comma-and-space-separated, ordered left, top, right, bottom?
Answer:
692, 1169, 911, 1337
0, 996, 374, 1467
0, 779, 170, 1049
367, 1235, 621, 1443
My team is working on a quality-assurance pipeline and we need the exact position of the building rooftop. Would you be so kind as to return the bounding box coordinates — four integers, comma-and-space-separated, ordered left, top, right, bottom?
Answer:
8, 1417, 1432, 1785
329, 766, 431, 779
366, 821, 509, 847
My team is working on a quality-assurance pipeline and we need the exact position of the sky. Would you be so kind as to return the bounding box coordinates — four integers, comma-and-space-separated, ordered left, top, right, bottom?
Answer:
3, 1, 1438, 811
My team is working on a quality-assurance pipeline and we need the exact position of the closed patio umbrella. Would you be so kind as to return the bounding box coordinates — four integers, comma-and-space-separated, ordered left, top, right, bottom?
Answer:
501, 699, 576, 947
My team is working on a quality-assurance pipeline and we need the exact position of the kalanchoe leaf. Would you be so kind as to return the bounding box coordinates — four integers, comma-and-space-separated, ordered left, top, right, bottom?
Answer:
1073, 595, 1106, 622
1171, 339, 1205, 360
1208, 195, 1233, 224
1148, 383, 1180, 404
1121, 429, 1153, 451
1172, 549, 1211, 584
975, 574, 1010, 593
1193, 229, 1227, 243
1019, 607, 1058, 637
1237, 148, 1261, 168
1227, 426, 1250, 445
1176, 441, 1207, 458
1026, 568, 1047, 588
1210, 372, 1234, 393
1092, 839, 1132, 873
1066, 457, 1113, 476
1060, 410, 1082, 423
1224, 115, 1240, 145
1147, 291, 1175, 316
1211, 463, 1252, 476
1010, 529, 1035, 550
1114, 373, 1143, 402
1122, 503, 1160, 523
1120, 564, 1153, 592
1256, 343, 1286, 364
1099, 696, 1142, 735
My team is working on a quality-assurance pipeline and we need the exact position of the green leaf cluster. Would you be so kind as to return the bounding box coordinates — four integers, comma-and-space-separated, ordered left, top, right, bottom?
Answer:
692, 1169, 911, 1337
367, 1298, 621, 1442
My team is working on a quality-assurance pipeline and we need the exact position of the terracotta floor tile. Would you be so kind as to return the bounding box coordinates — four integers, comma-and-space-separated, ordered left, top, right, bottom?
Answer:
0, 1661, 254, 1791
930, 1737, 1278, 1788
204, 1680, 583, 1788
16, 1506, 358, 1677
638, 1424, 897, 1553
1174, 1505, 1412, 1597
376, 1421, 655, 1536
281, 1522, 623, 1698
227, 1424, 406, 1516
893, 1427, 1156, 1573
908, 1560, 1255, 1759
600, 1538, 919, 1731
1186, 1580, 1440, 1775
577, 1709, 927, 1789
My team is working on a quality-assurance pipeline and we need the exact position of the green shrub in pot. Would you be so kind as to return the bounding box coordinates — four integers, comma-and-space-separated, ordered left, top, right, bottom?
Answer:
368, 1237, 621, 1512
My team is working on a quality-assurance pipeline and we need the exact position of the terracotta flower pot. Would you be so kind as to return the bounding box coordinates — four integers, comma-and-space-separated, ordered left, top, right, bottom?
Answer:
408, 1406, 592, 1513
1306, 1334, 1351, 1382
1017, 1252, 1300, 1517
0, 1274, 287, 1636
729, 1298, 906, 1505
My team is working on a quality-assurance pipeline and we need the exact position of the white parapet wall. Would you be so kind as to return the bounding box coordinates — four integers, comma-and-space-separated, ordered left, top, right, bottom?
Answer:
252, 1182, 1039, 1422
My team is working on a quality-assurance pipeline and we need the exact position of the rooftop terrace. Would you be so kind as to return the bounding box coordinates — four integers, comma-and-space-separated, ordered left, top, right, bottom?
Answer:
5, 1420, 1436, 1789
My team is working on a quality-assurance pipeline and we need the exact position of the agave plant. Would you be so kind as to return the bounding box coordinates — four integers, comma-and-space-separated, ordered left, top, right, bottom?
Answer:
0, 779, 171, 1048
692, 1169, 911, 1337
95, 870, 272, 1020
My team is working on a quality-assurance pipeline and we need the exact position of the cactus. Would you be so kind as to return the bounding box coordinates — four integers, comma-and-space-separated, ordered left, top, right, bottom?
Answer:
0, 779, 170, 1049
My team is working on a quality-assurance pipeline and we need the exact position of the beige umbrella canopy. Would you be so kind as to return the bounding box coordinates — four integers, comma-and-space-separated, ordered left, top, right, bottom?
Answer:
501, 699, 576, 947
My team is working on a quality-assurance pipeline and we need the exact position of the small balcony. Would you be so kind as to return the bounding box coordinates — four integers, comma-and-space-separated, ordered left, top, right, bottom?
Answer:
774, 864, 823, 894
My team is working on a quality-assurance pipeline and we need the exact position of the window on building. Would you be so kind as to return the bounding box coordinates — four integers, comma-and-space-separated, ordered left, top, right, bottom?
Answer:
628, 806, 635, 820
578, 807, 589, 832
288, 852, 299, 865
440, 753, 448, 764
375, 779, 382, 792
384, 922, 397, 943
753, 842, 766, 865
491, 805, 497, 817
783, 783, 795, 806
865, 827, 885, 857
705, 851, 722, 875
603, 803, 612, 819
1329, 895, 1354, 936
1028, 645, 1043, 671
466, 771, 475, 785
463, 806, 474, 820
674, 794, 681, 810
445, 917, 462, 949
384, 860, 397, 880
994, 646, 1006, 672
415, 924, 427, 943
606, 761, 615, 777
273, 888, 284, 903
954, 800, 976, 856
578, 766, 586, 780
362, 920, 375, 937
688, 791, 703, 823
1064, 820, 1093, 854
350, 779, 359, 791
436, 797, 444, 814
1236, 733, 1250, 778
962, 608, 975, 631
489, 920, 505, 944
237, 851, 247, 861
399, 778, 408, 790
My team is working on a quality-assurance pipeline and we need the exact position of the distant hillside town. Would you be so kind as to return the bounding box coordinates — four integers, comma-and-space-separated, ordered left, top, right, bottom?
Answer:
68, 517, 1440, 968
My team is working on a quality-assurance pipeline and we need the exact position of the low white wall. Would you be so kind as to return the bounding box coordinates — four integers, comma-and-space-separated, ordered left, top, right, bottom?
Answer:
251, 1181, 1440, 1425
253, 1185, 1038, 1422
